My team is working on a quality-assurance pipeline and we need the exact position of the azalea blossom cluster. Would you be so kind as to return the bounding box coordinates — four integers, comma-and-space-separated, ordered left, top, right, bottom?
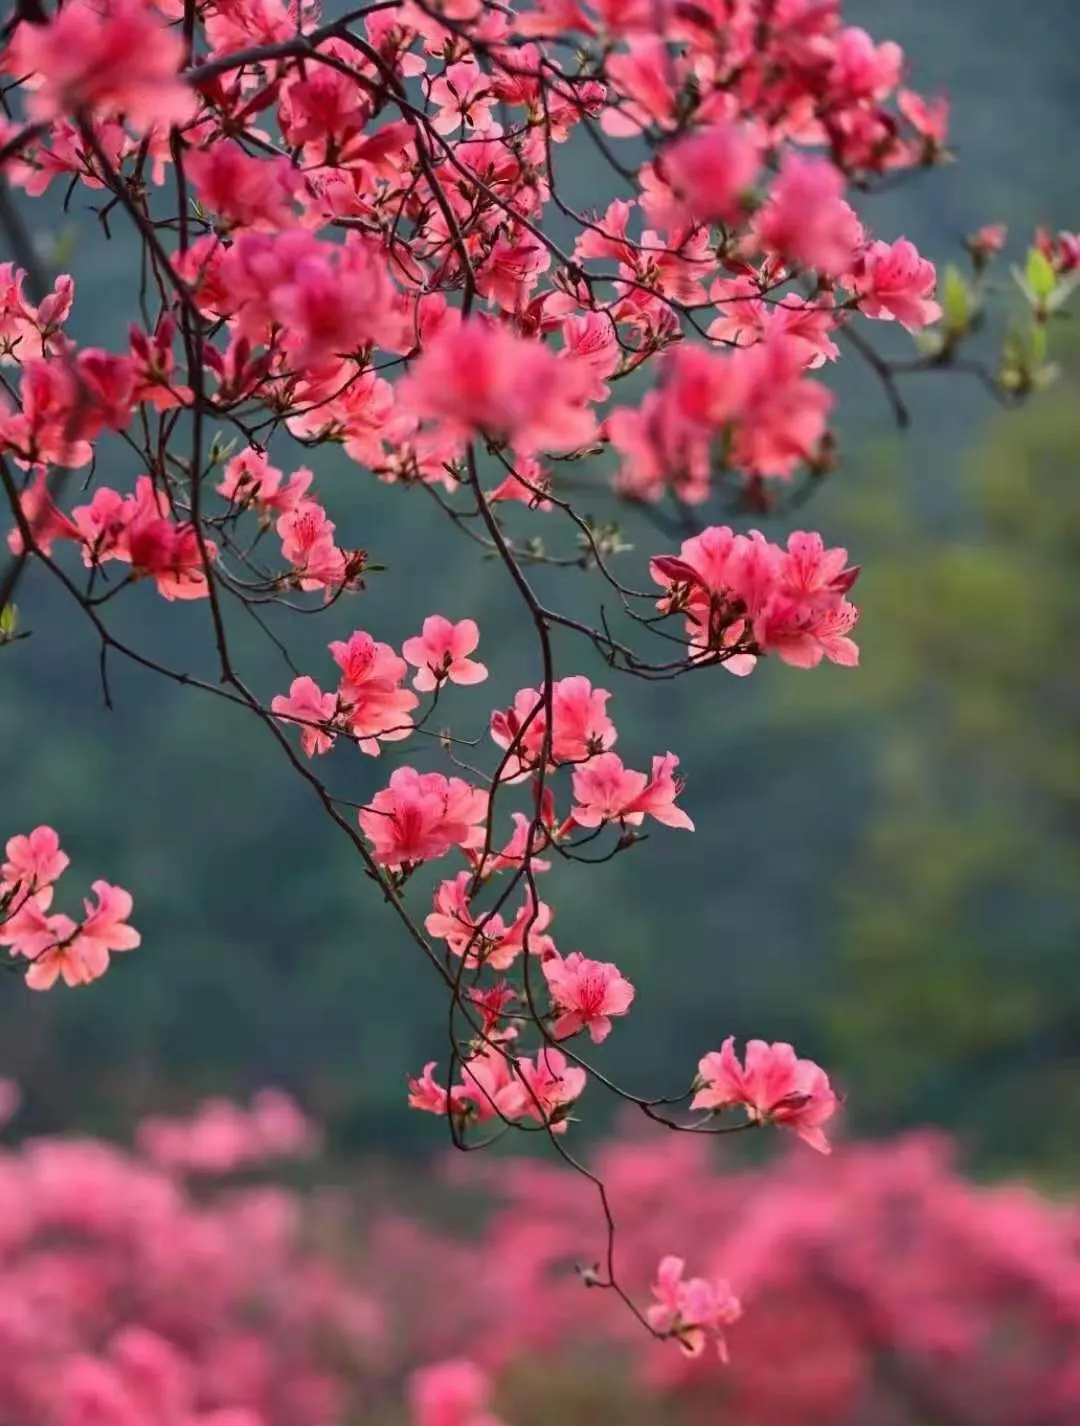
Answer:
0, 0, 1057, 569
0, 825, 138, 989
409, 1359, 507, 1426
0, 1090, 382, 1426
368, 1130, 1080, 1426
136, 1088, 320, 1176
0, 1088, 1074, 1426
650, 525, 860, 671
0, 0, 1074, 1360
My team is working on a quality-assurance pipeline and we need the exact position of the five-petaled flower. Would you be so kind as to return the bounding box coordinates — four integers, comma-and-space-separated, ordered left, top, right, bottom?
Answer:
691, 1036, 840, 1153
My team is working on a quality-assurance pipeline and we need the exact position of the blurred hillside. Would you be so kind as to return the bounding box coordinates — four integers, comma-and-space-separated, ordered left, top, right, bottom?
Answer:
0, 0, 1077, 1168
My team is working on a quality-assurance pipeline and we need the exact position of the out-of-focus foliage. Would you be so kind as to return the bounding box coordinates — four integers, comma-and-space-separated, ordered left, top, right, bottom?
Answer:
826, 331, 1080, 1172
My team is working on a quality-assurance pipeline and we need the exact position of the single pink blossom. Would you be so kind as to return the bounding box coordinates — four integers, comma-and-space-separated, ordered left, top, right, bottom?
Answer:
402, 617, 488, 692
851, 237, 942, 329
543, 951, 635, 1043
271, 676, 339, 757
755, 153, 864, 278
502, 1046, 586, 1130
570, 752, 648, 828
1, 824, 69, 894
658, 122, 761, 227
408, 1062, 469, 1118
647, 1255, 742, 1359
623, 752, 695, 830
75, 880, 141, 964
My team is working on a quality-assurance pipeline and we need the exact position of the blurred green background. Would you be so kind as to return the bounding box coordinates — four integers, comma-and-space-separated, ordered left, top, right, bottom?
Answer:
1, 0, 1077, 1179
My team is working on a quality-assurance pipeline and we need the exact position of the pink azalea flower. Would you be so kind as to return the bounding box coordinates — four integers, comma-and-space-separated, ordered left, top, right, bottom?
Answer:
0, 893, 75, 963
408, 1062, 470, 1118
409, 1360, 504, 1426
272, 239, 403, 368
402, 617, 488, 693
570, 753, 648, 828
542, 951, 635, 1043
400, 318, 598, 456
218, 449, 313, 517
486, 802, 556, 875
0, 359, 95, 468
623, 753, 696, 830
968, 223, 1007, 261
276, 501, 348, 593
754, 153, 864, 279
491, 676, 616, 778
602, 36, 678, 137
425, 875, 553, 970
1, 824, 69, 894
426, 872, 491, 959
464, 982, 518, 1042
6, 468, 81, 556
476, 234, 550, 313
503, 1046, 586, 1131
730, 334, 835, 479
271, 676, 338, 757
9, 880, 138, 991
778, 530, 860, 603
75, 880, 141, 963
459, 1046, 520, 1123
129, 314, 190, 411
358, 767, 488, 869
487, 894, 557, 968
330, 631, 418, 754
561, 312, 620, 402
898, 88, 949, 148
185, 142, 299, 233
428, 62, 500, 136
764, 293, 841, 368
850, 237, 942, 330
658, 121, 761, 227
126, 506, 214, 603
647, 1255, 742, 1359
487, 454, 553, 510
828, 26, 903, 103
0, 263, 73, 362
691, 1036, 839, 1152
9, 0, 197, 135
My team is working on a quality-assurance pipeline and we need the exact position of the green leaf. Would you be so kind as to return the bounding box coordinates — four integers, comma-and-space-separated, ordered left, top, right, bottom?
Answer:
0, 604, 17, 639
48, 226, 78, 269
941, 264, 971, 334
207, 432, 238, 467
1025, 246, 1058, 302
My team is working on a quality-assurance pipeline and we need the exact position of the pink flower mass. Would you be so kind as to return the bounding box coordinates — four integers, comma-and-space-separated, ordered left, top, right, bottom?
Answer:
0, 0, 1072, 1387
0, 1091, 1069, 1426
5, 0, 196, 134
